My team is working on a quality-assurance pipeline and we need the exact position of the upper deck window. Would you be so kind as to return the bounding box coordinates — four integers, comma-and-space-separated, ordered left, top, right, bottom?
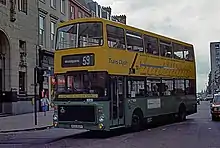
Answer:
183, 46, 194, 61
56, 24, 77, 49
78, 22, 103, 47
173, 43, 184, 60
106, 25, 126, 50
126, 30, 144, 52
159, 40, 172, 58
56, 22, 103, 50
144, 35, 159, 55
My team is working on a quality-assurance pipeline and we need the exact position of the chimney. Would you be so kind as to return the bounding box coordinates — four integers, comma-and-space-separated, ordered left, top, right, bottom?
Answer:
102, 6, 112, 15
114, 15, 126, 24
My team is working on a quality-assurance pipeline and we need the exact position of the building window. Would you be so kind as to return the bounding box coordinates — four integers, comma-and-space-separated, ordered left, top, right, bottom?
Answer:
0, 0, 6, 5
126, 30, 144, 52
78, 11, 82, 18
19, 71, 26, 93
50, 21, 56, 50
19, 40, 27, 67
60, 0, 65, 13
70, 6, 75, 19
91, 11, 95, 17
39, 16, 45, 46
18, 0, 27, 14
51, 0, 56, 8
106, 25, 126, 50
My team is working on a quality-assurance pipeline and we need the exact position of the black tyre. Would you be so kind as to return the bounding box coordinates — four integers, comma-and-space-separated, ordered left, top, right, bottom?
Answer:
131, 113, 143, 132
212, 115, 216, 121
178, 106, 186, 122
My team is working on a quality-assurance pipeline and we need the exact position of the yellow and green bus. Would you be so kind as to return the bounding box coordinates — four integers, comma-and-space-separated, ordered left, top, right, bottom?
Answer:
52, 17, 196, 131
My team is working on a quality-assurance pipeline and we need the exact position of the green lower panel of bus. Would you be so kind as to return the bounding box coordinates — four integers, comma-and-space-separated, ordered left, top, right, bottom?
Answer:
53, 95, 197, 131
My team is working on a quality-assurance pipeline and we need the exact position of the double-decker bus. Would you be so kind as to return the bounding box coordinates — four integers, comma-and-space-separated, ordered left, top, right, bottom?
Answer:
52, 17, 196, 131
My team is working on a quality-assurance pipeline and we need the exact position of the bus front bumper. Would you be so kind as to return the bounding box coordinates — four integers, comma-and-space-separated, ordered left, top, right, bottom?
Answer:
53, 121, 108, 131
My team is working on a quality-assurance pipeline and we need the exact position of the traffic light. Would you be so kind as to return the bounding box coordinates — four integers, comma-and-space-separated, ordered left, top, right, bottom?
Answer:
37, 68, 44, 84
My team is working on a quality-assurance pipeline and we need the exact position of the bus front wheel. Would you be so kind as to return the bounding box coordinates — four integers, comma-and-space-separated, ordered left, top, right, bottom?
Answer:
131, 110, 143, 132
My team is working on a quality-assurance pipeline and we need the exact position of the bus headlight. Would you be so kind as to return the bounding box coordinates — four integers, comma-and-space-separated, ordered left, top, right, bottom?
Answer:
99, 123, 104, 129
99, 115, 104, 122
98, 108, 103, 113
53, 114, 58, 121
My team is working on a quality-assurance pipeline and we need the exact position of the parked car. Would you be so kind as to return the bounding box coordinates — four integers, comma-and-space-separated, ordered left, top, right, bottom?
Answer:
210, 94, 220, 121
206, 94, 213, 101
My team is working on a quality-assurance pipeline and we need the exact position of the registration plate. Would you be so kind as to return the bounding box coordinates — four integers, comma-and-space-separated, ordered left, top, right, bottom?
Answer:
71, 124, 83, 129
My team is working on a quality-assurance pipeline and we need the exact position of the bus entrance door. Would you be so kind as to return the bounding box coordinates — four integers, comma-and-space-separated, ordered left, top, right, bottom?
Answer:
110, 76, 125, 127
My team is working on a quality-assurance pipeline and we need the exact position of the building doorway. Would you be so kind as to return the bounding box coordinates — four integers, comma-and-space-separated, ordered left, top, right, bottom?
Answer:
0, 30, 10, 113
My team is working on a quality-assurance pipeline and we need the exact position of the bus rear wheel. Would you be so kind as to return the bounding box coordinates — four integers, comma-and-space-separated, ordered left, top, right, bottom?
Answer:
178, 106, 186, 122
212, 115, 216, 121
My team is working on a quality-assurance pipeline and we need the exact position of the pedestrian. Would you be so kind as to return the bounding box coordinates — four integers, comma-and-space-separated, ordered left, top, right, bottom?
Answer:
41, 94, 50, 116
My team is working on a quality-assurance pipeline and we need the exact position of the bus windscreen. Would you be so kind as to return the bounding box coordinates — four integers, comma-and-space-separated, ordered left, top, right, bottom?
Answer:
56, 22, 103, 50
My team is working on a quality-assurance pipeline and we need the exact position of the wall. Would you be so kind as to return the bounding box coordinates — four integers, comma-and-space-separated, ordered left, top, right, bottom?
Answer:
69, 0, 91, 19
210, 42, 220, 94
38, 0, 69, 52
0, 0, 38, 95
3, 101, 40, 115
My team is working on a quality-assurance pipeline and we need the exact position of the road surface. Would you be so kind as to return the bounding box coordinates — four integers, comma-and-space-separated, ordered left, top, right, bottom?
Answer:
0, 101, 219, 148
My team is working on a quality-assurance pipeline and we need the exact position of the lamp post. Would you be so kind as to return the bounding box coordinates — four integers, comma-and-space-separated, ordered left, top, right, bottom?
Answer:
33, 45, 44, 125
34, 66, 37, 125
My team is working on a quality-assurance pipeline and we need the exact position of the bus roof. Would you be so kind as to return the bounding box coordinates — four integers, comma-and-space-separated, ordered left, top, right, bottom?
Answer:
58, 17, 193, 47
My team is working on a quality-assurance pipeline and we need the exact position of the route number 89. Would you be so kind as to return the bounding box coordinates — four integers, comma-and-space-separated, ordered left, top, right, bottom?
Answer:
82, 55, 90, 65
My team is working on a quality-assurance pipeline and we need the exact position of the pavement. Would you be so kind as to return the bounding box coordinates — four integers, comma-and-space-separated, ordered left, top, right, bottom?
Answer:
0, 101, 219, 148
0, 110, 53, 133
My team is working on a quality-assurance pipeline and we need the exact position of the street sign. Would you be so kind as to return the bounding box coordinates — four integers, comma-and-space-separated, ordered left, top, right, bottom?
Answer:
43, 67, 54, 77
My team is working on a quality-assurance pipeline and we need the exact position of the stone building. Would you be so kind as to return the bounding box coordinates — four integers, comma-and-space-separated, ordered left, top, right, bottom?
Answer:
0, 0, 38, 114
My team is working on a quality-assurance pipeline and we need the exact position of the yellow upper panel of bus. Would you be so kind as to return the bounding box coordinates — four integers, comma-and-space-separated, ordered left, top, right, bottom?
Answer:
55, 17, 195, 79
58, 17, 193, 47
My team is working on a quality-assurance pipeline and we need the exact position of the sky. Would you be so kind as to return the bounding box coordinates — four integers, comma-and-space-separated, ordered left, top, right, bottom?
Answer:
96, 0, 220, 92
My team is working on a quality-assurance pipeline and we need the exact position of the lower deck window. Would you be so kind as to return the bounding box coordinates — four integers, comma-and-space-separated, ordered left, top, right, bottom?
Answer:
127, 78, 145, 97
